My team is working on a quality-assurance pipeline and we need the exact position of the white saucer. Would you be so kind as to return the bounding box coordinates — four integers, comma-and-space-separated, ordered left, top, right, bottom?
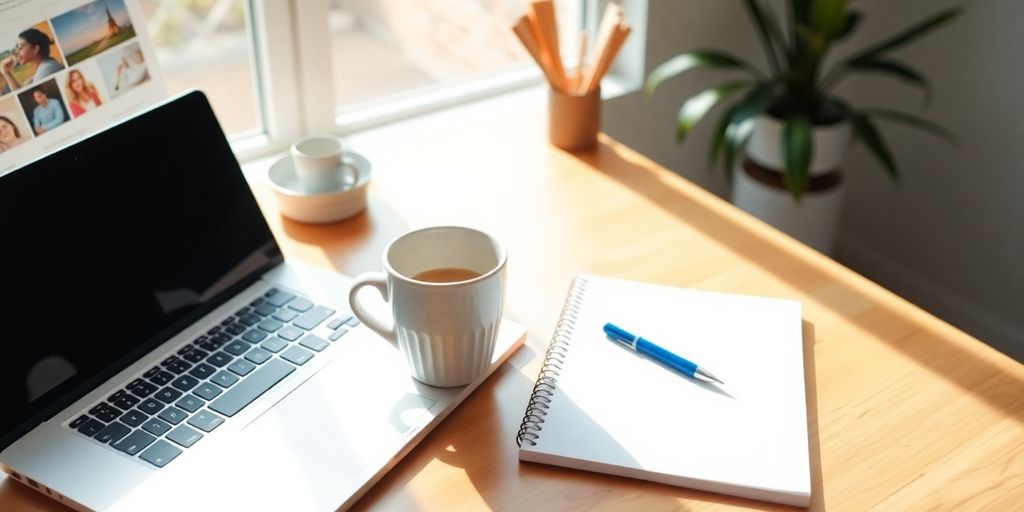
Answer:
268, 150, 372, 224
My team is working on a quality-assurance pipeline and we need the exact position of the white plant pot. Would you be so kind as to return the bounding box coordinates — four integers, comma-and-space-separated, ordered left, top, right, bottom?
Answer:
732, 116, 851, 254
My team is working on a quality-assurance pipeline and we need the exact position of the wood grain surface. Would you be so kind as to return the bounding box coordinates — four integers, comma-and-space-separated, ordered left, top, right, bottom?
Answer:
2, 89, 1022, 511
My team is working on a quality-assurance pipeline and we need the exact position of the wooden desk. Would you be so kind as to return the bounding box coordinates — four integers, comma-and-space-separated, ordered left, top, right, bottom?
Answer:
3, 89, 1022, 510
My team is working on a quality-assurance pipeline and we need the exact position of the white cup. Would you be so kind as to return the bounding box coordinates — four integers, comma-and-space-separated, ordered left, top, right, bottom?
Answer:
348, 226, 507, 387
290, 135, 358, 194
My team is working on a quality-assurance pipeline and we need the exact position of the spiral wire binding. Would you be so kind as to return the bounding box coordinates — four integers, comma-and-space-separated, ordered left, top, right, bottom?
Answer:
516, 276, 589, 447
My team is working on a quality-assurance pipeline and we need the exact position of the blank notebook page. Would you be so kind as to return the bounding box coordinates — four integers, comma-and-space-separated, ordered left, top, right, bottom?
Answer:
518, 274, 810, 506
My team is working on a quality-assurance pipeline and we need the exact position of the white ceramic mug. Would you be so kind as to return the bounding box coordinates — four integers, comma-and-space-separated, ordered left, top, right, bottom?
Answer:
290, 135, 358, 194
348, 226, 507, 387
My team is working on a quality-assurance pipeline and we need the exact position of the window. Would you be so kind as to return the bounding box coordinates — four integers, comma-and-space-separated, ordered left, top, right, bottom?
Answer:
140, 0, 261, 138
140, 0, 590, 158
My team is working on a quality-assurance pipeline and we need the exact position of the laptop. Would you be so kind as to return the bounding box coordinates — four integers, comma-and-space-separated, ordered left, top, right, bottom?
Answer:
0, 91, 527, 511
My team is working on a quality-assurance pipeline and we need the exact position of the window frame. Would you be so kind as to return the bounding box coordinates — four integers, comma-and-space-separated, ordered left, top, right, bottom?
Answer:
226, 0, 645, 160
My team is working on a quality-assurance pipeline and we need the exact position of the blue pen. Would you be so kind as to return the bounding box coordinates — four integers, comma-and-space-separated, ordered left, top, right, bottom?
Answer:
603, 322, 724, 385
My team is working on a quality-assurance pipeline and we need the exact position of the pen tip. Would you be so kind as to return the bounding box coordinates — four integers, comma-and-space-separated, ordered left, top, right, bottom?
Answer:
696, 367, 724, 386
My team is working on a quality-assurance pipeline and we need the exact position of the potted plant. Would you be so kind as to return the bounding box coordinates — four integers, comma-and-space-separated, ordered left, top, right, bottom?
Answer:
645, 1, 960, 253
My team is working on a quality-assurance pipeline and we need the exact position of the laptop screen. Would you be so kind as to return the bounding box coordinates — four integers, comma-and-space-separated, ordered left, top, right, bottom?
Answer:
0, 91, 282, 449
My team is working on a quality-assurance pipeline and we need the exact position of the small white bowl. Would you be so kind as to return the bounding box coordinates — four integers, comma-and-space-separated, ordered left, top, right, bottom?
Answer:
268, 150, 371, 224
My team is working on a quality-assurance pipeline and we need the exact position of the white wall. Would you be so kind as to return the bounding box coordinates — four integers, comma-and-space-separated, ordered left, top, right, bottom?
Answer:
603, 0, 1024, 361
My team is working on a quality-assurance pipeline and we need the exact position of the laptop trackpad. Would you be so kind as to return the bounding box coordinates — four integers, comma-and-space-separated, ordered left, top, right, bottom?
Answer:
242, 358, 437, 475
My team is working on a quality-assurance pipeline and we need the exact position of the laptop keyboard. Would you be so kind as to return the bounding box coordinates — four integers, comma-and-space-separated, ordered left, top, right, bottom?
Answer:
65, 288, 359, 468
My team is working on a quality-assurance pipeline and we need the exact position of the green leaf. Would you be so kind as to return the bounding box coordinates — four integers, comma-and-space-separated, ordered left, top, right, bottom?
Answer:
708, 104, 737, 171
645, 51, 762, 97
811, 0, 849, 39
722, 83, 777, 177
782, 114, 813, 201
846, 7, 962, 62
675, 81, 752, 144
849, 112, 899, 180
835, 10, 862, 40
862, 108, 957, 144
741, 0, 785, 74
847, 58, 932, 103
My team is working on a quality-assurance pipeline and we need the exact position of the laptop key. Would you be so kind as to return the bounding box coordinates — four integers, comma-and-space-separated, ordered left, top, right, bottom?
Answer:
139, 440, 182, 468
158, 407, 188, 425
211, 332, 232, 346
281, 346, 314, 366
235, 306, 252, 316
142, 367, 160, 379
266, 290, 295, 307
138, 398, 164, 415
272, 309, 299, 322
77, 418, 106, 437
175, 394, 205, 413
198, 340, 220, 352
164, 359, 192, 375
166, 425, 203, 448
238, 313, 261, 327
188, 362, 217, 380
228, 359, 256, 376
142, 418, 172, 437
130, 381, 158, 398
69, 415, 89, 429
242, 329, 269, 343
154, 387, 184, 404
257, 319, 283, 333
276, 325, 304, 341
149, 371, 175, 386
119, 409, 148, 428
244, 348, 272, 365
172, 375, 200, 392
261, 337, 288, 353
327, 318, 344, 330
293, 306, 335, 331
206, 351, 234, 367
288, 298, 314, 312
224, 340, 250, 356
111, 394, 141, 410
187, 410, 225, 433
209, 359, 295, 417
328, 327, 349, 341
250, 321, 276, 337
182, 348, 209, 364
254, 303, 277, 316
225, 323, 247, 336
113, 430, 156, 456
211, 371, 239, 388
94, 422, 131, 444
299, 334, 329, 352
94, 404, 121, 423
193, 383, 222, 401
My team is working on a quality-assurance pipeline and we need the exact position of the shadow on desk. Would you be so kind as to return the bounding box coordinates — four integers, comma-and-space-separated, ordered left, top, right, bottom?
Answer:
571, 136, 1024, 424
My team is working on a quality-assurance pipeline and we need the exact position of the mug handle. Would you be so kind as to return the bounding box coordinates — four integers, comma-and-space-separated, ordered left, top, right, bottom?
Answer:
348, 272, 396, 343
339, 156, 359, 189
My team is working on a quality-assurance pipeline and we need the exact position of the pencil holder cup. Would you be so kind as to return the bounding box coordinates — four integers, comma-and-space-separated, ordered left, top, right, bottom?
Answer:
548, 86, 600, 151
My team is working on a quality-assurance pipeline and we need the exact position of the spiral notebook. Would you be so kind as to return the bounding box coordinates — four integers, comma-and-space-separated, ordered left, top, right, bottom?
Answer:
516, 274, 811, 506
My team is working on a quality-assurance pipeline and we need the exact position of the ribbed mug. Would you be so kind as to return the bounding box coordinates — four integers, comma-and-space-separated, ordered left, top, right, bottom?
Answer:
348, 226, 506, 387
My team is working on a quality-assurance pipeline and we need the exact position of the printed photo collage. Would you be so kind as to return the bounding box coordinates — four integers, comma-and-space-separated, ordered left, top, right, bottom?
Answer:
0, 0, 152, 154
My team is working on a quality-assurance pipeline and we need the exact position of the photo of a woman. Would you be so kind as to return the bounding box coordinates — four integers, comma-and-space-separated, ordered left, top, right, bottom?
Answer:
64, 68, 102, 117
1, 27, 66, 93
0, 115, 27, 152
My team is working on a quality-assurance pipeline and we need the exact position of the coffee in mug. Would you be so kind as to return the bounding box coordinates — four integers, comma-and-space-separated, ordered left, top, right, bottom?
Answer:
348, 226, 506, 387
411, 267, 482, 283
